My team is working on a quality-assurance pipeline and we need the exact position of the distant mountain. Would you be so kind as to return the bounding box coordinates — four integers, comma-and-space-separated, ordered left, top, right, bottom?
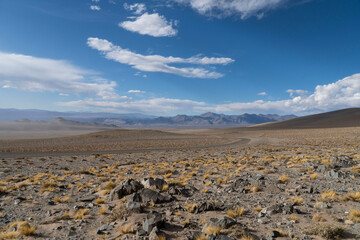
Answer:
0, 108, 296, 128
99, 112, 296, 128
0, 117, 117, 131
250, 108, 360, 129
0, 108, 156, 122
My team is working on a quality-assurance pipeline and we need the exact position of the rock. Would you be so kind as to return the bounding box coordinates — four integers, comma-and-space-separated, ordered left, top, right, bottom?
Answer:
260, 203, 295, 217
202, 217, 237, 234
143, 212, 165, 233
217, 217, 237, 229
141, 177, 167, 190
95, 224, 113, 234
214, 236, 235, 240
149, 226, 160, 240
139, 188, 172, 203
126, 200, 143, 213
168, 185, 197, 197
331, 155, 356, 168
137, 229, 147, 236
108, 179, 143, 201
79, 195, 97, 202
326, 170, 342, 179
267, 230, 281, 239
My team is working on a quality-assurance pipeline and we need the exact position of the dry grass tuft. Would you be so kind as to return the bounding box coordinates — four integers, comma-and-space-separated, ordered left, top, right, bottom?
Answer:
349, 210, 360, 223
321, 190, 337, 202
74, 208, 89, 220
292, 197, 303, 205
278, 175, 289, 182
305, 224, 345, 239
203, 225, 221, 236
98, 205, 107, 215
312, 212, 326, 222
226, 206, 244, 218
94, 198, 105, 204
310, 172, 318, 180
119, 225, 134, 234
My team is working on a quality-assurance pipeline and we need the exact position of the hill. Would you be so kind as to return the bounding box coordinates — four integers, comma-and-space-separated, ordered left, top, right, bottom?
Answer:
251, 108, 360, 129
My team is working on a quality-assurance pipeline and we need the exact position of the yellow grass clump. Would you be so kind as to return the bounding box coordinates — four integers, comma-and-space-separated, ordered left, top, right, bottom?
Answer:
74, 208, 89, 220
321, 190, 337, 202
94, 198, 105, 204
98, 205, 107, 215
310, 173, 318, 180
292, 197, 303, 205
226, 206, 244, 218
203, 225, 221, 235
278, 175, 289, 182
349, 210, 360, 223
119, 225, 134, 234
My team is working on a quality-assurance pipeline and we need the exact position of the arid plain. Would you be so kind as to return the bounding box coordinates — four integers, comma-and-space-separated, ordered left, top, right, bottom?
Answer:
1, 111, 360, 240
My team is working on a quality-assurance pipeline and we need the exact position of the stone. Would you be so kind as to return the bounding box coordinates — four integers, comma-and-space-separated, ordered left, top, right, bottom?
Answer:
217, 216, 237, 229
139, 188, 172, 204
143, 212, 165, 233
141, 177, 167, 190
149, 226, 160, 240
79, 195, 96, 202
108, 179, 143, 201
126, 200, 143, 213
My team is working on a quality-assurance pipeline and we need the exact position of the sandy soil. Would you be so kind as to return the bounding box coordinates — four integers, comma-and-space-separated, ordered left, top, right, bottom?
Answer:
1, 127, 360, 239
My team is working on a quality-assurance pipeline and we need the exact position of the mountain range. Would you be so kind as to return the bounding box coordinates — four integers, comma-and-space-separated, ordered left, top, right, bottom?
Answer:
0, 108, 296, 128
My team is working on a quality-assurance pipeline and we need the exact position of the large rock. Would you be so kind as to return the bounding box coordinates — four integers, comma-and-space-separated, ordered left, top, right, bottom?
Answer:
138, 188, 172, 204
202, 217, 237, 233
108, 179, 143, 201
330, 155, 356, 168
126, 200, 143, 213
141, 177, 167, 190
143, 212, 165, 233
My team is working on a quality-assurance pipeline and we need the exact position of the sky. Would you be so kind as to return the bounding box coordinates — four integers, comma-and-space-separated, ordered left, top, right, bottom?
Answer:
0, 0, 360, 116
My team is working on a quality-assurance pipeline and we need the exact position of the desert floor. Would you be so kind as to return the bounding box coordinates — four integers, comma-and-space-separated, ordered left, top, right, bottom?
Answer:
1, 127, 360, 239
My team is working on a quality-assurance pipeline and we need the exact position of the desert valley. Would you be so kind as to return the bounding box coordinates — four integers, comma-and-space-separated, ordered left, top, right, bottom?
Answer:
1, 109, 360, 239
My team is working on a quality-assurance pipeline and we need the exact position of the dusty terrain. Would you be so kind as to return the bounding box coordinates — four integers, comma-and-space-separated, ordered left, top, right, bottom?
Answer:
1, 126, 360, 239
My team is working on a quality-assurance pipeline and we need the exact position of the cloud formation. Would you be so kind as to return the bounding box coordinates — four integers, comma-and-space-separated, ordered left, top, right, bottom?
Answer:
257, 92, 267, 96
124, 3, 146, 15
286, 89, 309, 97
0, 52, 121, 100
60, 97, 206, 115
59, 73, 360, 115
128, 90, 146, 93
87, 37, 234, 78
90, 5, 101, 11
174, 0, 288, 19
215, 73, 360, 114
119, 13, 178, 37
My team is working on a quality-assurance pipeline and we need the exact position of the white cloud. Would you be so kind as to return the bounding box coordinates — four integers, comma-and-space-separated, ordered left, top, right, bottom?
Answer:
128, 90, 146, 93
119, 13, 178, 37
174, 0, 288, 19
257, 92, 267, 96
60, 97, 206, 115
213, 73, 360, 114
0, 52, 121, 100
92, 0, 100, 2
87, 37, 234, 78
90, 5, 101, 11
59, 93, 69, 96
124, 3, 146, 15
286, 89, 309, 97
58, 73, 360, 115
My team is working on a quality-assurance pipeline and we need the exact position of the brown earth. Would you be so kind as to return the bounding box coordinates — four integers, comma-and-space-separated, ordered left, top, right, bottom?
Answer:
1, 126, 360, 239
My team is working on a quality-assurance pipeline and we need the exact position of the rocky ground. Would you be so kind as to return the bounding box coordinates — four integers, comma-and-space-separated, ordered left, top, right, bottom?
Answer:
1, 127, 360, 239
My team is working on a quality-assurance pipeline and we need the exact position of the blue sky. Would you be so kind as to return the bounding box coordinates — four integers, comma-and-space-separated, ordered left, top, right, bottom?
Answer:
0, 0, 360, 116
